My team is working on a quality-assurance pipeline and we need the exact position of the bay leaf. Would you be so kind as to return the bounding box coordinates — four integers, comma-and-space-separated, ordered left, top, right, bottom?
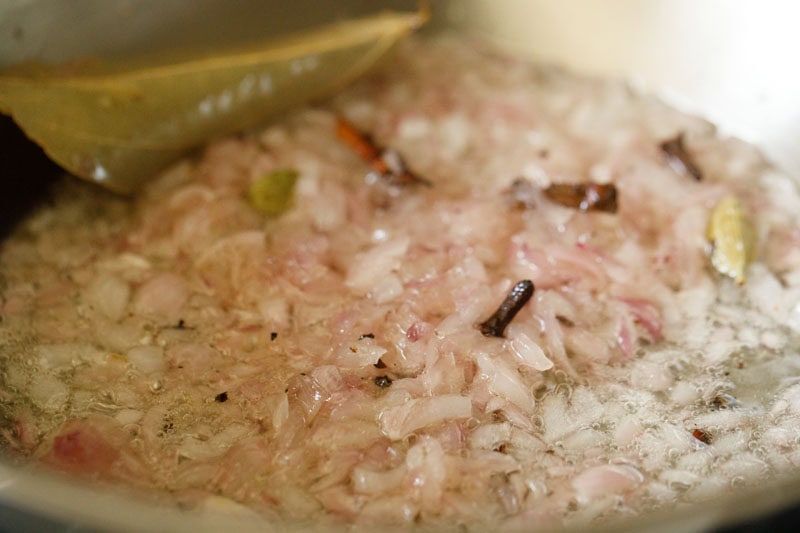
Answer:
0, 8, 426, 193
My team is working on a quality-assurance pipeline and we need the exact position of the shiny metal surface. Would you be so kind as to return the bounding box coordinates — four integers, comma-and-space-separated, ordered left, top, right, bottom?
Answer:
1, 1, 799, 531
442, 0, 800, 179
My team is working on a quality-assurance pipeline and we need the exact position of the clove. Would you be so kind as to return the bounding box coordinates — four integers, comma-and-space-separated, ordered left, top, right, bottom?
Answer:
478, 280, 535, 337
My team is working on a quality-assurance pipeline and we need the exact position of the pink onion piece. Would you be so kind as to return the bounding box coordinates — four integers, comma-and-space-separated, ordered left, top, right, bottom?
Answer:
379, 395, 472, 440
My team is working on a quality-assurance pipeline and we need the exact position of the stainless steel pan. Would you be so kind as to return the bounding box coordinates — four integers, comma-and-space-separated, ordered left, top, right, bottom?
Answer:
1, 1, 799, 530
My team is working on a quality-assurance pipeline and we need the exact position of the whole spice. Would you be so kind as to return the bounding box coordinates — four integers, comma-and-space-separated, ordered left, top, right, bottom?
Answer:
479, 280, 535, 337
544, 182, 618, 213
248, 169, 298, 216
660, 133, 702, 181
706, 194, 754, 284
336, 117, 431, 187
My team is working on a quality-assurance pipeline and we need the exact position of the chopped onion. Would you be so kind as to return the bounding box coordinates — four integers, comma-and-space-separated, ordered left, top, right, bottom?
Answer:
271, 392, 289, 432
333, 342, 386, 368
133, 273, 189, 321
126, 345, 165, 374
312, 420, 382, 449
114, 409, 143, 425
506, 327, 553, 371
83, 273, 130, 322
357, 496, 418, 524
572, 464, 644, 501
614, 417, 643, 447
36, 343, 85, 369
630, 360, 673, 392
405, 436, 447, 507
475, 353, 534, 411
28, 374, 69, 412
351, 464, 406, 494
379, 395, 472, 440
346, 237, 409, 294
469, 422, 512, 451
4, 36, 800, 529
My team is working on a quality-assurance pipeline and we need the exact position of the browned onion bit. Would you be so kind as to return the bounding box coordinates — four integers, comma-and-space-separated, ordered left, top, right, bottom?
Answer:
374, 375, 392, 388
660, 133, 702, 181
336, 117, 431, 187
710, 393, 739, 410
544, 182, 618, 213
478, 280, 535, 337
